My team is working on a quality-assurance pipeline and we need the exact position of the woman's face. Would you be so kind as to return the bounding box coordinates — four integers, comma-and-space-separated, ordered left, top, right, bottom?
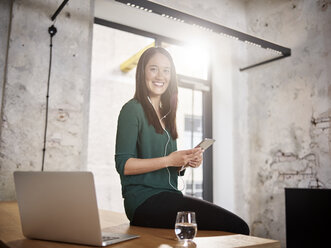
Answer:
145, 52, 171, 98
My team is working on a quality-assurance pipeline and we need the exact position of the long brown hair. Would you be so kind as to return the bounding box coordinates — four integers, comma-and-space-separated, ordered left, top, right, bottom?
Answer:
134, 47, 178, 140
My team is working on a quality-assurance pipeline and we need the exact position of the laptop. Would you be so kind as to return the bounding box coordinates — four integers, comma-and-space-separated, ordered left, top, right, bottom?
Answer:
13, 171, 139, 246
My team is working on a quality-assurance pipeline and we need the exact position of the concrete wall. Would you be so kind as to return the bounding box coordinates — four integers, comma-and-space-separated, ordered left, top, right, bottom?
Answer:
0, 0, 12, 133
0, 0, 93, 200
235, 1, 331, 246
1, 1, 330, 247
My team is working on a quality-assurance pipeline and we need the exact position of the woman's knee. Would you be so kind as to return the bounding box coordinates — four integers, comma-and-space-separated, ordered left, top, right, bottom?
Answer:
233, 218, 250, 235
240, 220, 250, 235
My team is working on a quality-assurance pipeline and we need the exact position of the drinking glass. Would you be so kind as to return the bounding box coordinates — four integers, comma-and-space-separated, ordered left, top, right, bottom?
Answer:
175, 211, 197, 244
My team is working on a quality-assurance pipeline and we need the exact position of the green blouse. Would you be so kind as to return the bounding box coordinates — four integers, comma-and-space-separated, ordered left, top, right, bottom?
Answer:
115, 99, 181, 221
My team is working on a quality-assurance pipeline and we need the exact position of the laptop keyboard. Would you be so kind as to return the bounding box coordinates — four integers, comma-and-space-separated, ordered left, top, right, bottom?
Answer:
102, 235, 120, 242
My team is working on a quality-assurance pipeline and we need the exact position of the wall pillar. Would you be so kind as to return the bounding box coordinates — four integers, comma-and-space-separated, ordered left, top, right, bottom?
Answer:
0, 0, 94, 200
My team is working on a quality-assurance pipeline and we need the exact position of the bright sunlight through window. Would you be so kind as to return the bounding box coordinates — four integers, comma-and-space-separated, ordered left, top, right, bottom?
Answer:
163, 41, 210, 80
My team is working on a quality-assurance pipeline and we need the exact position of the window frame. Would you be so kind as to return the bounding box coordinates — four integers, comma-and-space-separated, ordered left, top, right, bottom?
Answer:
94, 17, 213, 202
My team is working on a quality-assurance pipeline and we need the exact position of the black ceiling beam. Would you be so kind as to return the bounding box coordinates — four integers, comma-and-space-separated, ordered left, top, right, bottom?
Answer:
51, 0, 69, 21
239, 55, 287, 71
115, 0, 291, 71
94, 17, 185, 47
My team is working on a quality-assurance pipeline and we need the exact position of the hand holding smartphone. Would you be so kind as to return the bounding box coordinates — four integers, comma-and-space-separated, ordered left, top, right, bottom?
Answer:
180, 138, 214, 171
195, 138, 215, 151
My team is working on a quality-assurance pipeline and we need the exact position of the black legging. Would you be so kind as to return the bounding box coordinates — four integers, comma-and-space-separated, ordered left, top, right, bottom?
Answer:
131, 191, 250, 235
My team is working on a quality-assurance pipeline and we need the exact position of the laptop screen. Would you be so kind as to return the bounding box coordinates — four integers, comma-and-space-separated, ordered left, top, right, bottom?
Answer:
285, 188, 331, 248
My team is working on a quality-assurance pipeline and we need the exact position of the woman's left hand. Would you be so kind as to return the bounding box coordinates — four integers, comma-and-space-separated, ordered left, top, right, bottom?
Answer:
187, 148, 203, 168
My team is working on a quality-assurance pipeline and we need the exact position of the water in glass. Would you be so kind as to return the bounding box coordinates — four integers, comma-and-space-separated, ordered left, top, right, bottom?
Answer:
175, 222, 197, 240
175, 211, 197, 242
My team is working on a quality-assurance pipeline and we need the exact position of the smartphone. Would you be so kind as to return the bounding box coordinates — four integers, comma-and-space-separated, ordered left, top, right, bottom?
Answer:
195, 138, 215, 151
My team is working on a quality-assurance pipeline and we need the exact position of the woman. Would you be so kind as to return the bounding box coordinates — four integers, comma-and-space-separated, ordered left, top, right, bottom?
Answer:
115, 47, 249, 234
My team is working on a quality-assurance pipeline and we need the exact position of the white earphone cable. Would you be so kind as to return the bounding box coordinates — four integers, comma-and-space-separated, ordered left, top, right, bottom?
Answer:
163, 128, 185, 192
148, 96, 185, 192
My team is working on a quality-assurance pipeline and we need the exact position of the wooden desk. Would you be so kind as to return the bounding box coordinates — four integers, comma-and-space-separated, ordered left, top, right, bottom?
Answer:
0, 202, 280, 248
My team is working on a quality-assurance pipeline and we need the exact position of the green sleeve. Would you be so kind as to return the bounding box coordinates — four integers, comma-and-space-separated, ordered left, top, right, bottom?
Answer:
115, 102, 139, 176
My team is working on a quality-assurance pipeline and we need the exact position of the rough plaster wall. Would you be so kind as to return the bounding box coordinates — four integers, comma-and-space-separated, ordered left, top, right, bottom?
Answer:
239, 0, 331, 247
0, 0, 93, 200
88, 25, 146, 212
0, 0, 12, 132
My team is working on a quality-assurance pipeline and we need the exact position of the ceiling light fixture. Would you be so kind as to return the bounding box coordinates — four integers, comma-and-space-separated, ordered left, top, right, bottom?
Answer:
115, 0, 291, 71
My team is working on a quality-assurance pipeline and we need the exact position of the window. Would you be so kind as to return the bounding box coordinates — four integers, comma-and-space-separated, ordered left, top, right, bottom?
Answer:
177, 87, 203, 198
184, 115, 202, 133
88, 24, 155, 212
162, 42, 209, 80
88, 20, 213, 212
162, 42, 211, 199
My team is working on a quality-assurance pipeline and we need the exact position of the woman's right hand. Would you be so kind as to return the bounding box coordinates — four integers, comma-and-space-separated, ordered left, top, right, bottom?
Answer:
166, 148, 202, 167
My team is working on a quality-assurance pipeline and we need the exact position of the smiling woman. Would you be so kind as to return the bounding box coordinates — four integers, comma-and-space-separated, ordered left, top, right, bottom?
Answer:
133, 47, 179, 138
145, 53, 171, 100
114, 47, 249, 234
